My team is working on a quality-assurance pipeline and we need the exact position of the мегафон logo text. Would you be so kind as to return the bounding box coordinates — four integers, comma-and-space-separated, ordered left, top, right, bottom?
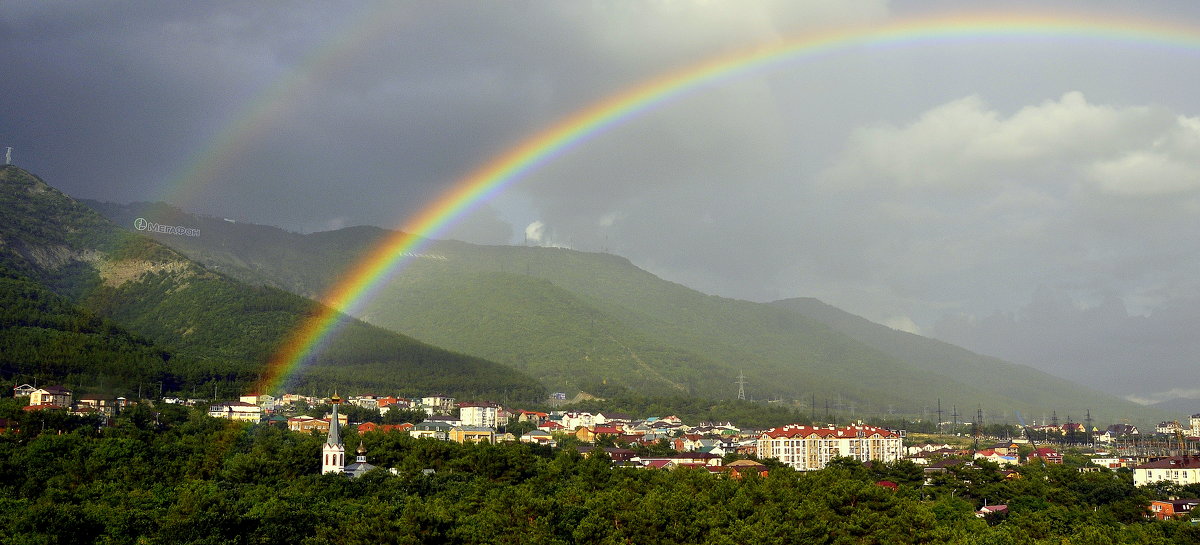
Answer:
134, 217, 200, 237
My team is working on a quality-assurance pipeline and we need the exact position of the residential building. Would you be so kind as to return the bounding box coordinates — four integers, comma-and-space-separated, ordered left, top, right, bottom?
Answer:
757, 424, 903, 471
974, 449, 1018, 467
12, 384, 36, 397
516, 410, 549, 424
410, 421, 452, 441
1097, 424, 1140, 443
578, 447, 637, 463
240, 394, 276, 411
459, 403, 499, 429
976, 505, 1008, 518
377, 396, 410, 410
208, 401, 261, 422
289, 416, 330, 434
1134, 456, 1200, 487
561, 412, 596, 430
426, 414, 462, 428
595, 412, 634, 426
449, 426, 495, 444
30, 386, 72, 408
520, 430, 556, 447
1191, 414, 1200, 433
726, 459, 769, 479
74, 394, 118, 416
577, 425, 622, 444
1157, 421, 1184, 435
1028, 448, 1064, 464
1148, 499, 1200, 521
420, 395, 455, 414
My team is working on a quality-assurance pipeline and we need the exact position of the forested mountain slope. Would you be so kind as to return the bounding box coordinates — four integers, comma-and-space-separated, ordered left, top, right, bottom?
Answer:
86, 199, 1169, 424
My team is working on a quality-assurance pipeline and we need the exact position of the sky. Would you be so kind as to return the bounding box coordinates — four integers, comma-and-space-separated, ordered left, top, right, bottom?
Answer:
3, 1, 1200, 403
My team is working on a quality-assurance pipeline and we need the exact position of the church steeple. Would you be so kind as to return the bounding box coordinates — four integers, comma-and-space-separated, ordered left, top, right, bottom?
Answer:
321, 392, 345, 474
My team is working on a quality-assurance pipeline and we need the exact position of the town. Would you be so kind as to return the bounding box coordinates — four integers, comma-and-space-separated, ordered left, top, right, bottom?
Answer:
9, 382, 1200, 522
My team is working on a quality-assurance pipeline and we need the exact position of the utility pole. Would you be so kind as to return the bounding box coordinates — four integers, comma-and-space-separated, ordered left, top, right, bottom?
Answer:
936, 398, 944, 433
951, 405, 960, 432
735, 371, 747, 401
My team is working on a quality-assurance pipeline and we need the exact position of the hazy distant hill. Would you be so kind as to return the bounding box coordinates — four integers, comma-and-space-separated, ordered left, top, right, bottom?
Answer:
0, 166, 543, 400
86, 199, 1171, 425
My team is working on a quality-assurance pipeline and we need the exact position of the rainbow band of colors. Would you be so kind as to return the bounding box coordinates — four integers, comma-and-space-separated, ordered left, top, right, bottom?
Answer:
254, 12, 1200, 394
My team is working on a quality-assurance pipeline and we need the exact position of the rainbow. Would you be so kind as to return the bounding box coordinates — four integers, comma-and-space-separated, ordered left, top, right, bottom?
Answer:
253, 11, 1200, 394
158, 4, 407, 208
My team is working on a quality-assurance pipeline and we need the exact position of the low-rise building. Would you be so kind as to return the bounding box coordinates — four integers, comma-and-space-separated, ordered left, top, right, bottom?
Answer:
208, 401, 261, 422
1134, 456, 1200, 487
30, 386, 72, 408
974, 449, 1018, 467
1156, 421, 1183, 435
1148, 499, 1200, 521
449, 426, 495, 444
520, 430, 556, 446
74, 394, 118, 416
1028, 448, 1064, 464
410, 421, 452, 441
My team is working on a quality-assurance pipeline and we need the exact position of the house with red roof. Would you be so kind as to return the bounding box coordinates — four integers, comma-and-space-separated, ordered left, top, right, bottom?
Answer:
1028, 447, 1063, 464
976, 504, 1008, 518
576, 425, 623, 443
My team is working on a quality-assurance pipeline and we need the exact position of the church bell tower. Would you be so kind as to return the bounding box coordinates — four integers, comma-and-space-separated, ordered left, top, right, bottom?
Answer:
321, 393, 345, 474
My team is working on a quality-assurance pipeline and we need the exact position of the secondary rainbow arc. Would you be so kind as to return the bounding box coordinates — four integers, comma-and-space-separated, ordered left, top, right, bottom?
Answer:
253, 11, 1200, 394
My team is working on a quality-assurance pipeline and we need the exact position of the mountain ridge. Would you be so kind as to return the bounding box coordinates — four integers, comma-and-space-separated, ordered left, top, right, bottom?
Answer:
83, 198, 1172, 426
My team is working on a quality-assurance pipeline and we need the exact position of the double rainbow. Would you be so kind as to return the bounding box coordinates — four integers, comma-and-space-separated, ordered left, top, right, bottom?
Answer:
252, 11, 1200, 394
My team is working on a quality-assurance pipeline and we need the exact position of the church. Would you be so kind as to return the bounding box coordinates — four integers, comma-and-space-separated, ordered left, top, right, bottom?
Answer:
321, 393, 376, 477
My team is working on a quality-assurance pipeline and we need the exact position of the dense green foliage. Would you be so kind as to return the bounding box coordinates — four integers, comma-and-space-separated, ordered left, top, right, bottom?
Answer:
0, 267, 178, 395
0, 166, 543, 401
1, 401, 1197, 544
86, 199, 1169, 425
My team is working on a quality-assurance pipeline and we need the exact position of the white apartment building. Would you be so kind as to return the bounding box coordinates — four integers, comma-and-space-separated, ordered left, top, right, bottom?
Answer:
459, 404, 500, 429
208, 401, 262, 422
757, 424, 903, 471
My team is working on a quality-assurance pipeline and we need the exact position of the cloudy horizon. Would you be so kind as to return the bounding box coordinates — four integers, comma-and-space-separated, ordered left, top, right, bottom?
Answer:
4, 1, 1199, 403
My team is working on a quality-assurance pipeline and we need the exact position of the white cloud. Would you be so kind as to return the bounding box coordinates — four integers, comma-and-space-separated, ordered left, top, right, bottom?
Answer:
882, 315, 921, 335
803, 92, 1200, 326
1125, 388, 1200, 406
524, 220, 545, 244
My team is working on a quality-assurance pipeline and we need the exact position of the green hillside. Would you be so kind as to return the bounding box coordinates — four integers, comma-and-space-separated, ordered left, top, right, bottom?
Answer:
0, 265, 178, 396
0, 166, 544, 400
85, 199, 1168, 425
